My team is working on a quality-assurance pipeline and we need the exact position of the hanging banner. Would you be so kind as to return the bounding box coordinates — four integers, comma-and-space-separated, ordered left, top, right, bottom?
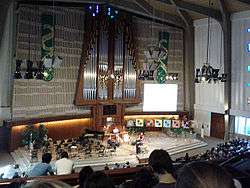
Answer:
41, 14, 55, 81
156, 31, 170, 84
41, 14, 54, 59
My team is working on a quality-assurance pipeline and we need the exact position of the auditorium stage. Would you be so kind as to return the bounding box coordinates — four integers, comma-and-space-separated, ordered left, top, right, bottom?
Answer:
11, 132, 207, 172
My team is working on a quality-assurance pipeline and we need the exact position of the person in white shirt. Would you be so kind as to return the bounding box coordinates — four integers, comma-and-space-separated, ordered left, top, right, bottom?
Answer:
55, 151, 74, 175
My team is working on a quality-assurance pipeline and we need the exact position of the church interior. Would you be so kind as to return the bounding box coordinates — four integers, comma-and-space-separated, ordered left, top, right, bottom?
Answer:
0, 0, 250, 187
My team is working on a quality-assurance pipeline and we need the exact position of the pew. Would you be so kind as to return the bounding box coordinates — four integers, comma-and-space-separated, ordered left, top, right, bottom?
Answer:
0, 167, 144, 187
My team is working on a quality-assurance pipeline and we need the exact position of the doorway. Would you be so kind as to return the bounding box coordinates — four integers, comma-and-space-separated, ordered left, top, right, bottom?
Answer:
210, 113, 225, 139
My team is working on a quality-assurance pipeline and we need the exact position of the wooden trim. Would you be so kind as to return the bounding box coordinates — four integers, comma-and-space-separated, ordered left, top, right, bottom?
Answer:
134, 0, 153, 14
124, 111, 189, 116
4, 114, 91, 127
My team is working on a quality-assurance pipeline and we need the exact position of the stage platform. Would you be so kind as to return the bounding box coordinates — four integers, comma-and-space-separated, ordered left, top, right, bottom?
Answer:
11, 132, 207, 172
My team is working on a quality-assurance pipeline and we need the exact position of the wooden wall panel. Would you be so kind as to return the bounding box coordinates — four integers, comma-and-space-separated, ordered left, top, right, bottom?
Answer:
0, 126, 9, 151
210, 112, 225, 139
9, 118, 92, 151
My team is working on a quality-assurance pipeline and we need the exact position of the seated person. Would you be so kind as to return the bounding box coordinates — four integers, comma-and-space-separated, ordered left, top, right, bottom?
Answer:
1, 164, 20, 179
55, 151, 74, 175
107, 136, 119, 149
148, 149, 176, 188
176, 161, 235, 188
24, 179, 71, 188
84, 171, 115, 188
28, 153, 54, 177
78, 166, 94, 188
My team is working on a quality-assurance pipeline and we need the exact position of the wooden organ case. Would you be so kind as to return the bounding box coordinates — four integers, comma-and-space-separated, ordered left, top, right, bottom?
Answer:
75, 10, 140, 130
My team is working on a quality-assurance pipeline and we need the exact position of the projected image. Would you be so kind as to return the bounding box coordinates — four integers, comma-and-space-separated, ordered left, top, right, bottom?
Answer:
155, 119, 163, 127
136, 119, 144, 127
145, 119, 154, 127
163, 119, 171, 128
143, 84, 178, 112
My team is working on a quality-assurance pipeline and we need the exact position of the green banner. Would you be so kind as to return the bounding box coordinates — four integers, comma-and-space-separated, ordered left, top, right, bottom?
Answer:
41, 14, 55, 81
156, 31, 170, 84
41, 14, 54, 60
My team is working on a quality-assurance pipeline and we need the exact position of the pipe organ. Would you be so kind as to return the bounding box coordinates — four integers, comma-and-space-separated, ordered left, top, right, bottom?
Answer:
75, 11, 140, 105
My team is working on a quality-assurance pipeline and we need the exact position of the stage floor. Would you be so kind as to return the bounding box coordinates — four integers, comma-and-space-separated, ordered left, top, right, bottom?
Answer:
11, 132, 207, 172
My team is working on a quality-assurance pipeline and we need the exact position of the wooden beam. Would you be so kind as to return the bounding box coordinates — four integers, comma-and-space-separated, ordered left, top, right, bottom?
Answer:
134, 0, 153, 14
236, 0, 250, 5
169, 0, 193, 28
17, 0, 185, 28
218, 0, 231, 141
157, 0, 223, 22
110, 0, 185, 28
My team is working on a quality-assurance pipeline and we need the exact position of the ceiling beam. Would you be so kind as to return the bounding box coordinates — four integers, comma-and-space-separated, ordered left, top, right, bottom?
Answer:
134, 0, 153, 14
17, 0, 185, 28
169, 0, 193, 28
157, 0, 223, 22
236, 0, 250, 5
111, 0, 185, 27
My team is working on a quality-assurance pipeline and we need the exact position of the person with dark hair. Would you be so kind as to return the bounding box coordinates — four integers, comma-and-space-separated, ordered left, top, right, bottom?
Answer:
176, 161, 235, 188
78, 166, 94, 188
24, 179, 72, 188
28, 153, 54, 177
135, 168, 158, 188
84, 171, 115, 188
148, 149, 176, 188
55, 151, 74, 175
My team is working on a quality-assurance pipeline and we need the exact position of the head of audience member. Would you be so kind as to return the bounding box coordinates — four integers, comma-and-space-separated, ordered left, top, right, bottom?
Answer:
84, 171, 115, 188
24, 179, 72, 188
176, 161, 235, 188
42, 153, 52, 164
148, 149, 174, 175
61, 151, 69, 159
135, 168, 158, 188
79, 166, 94, 188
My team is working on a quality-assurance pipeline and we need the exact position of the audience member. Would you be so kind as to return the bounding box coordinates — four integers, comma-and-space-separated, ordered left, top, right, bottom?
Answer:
55, 151, 74, 175
148, 149, 176, 188
176, 161, 235, 188
1, 164, 21, 179
84, 171, 115, 188
24, 179, 72, 188
134, 168, 158, 188
28, 153, 54, 177
78, 166, 94, 188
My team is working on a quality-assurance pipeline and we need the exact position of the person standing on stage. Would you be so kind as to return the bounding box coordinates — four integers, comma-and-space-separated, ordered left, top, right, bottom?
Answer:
55, 151, 74, 175
28, 153, 54, 177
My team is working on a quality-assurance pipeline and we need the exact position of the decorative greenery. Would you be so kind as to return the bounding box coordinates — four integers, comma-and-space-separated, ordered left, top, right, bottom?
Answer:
127, 127, 145, 135
21, 124, 48, 149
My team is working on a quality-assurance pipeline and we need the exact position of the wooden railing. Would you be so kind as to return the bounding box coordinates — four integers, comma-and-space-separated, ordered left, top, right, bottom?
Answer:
0, 167, 144, 188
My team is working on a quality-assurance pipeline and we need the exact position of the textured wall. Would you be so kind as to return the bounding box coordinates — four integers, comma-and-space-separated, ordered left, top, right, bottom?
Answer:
193, 18, 225, 135
0, 2, 14, 125
231, 10, 250, 117
194, 18, 225, 114
12, 6, 185, 118
126, 17, 184, 112
13, 6, 90, 119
